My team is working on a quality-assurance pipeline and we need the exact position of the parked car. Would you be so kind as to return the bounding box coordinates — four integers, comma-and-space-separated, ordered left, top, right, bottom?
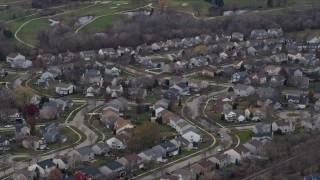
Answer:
160, 159, 168, 163
4, 125, 13, 128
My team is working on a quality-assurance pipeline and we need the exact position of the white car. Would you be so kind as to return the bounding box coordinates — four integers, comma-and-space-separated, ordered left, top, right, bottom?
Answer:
4, 125, 13, 128
220, 134, 224, 138
218, 148, 222, 152
195, 94, 200, 97
159, 159, 168, 163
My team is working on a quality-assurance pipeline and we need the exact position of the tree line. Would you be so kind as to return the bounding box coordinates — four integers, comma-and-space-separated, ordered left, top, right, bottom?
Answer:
34, 6, 320, 54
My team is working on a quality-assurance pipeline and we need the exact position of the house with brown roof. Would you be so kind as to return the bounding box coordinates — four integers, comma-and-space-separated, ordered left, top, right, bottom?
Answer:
22, 136, 47, 150
245, 107, 267, 121
191, 160, 215, 173
116, 153, 144, 170
272, 120, 295, 133
46, 80, 60, 90
188, 79, 209, 91
243, 139, 263, 152
114, 120, 133, 134
224, 144, 251, 163
209, 154, 230, 168
106, 132, 131, 149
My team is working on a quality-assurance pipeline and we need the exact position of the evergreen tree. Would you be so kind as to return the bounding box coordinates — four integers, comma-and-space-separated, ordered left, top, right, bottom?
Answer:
220, 114, 225, 121
267, 0, 273, 7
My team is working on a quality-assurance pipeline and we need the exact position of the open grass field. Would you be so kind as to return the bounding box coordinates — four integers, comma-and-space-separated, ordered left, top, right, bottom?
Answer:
235, 130, 252, 143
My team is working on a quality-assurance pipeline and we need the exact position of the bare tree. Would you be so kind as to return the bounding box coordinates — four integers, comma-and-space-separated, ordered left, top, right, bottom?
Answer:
1, 156, 8, 175
192, 3, 203, 16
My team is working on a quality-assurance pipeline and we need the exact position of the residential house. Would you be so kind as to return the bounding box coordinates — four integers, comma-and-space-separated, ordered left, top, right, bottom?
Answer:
117, 46, 134, 56
301, 117, 320, 130
53, 154, 69, 170
224, 144, 251, 163
189, 56, 208, 67
153, 142, 180, 157
154, 99, 170, 109
232, 32, 244, 41
272, 120, 295, 133
255, 87, 277, 98
106, 132, 131, 149
195, 34, 213, 45
202, 66, 218, 78
99, 161, 126, 177
290, 76, 310, 89
46, 80, 60, 90
55, 83, 75, 95
245, 107, 267, 121
10, 58, 32, 69
70, 146, 95, 162
99, 106, 122, 128
188, 80, 209, 91
170, 136, 194, 150
222, 110, 245, 123
268, 28, 283, 38
106, 85, 123, 98
163, 87, 180, 100
80, 50, 96, 61
271, 53, 288, 63
175, 121, 192, 134
181, 37, 196, 48
243, 139, 263, 153
114, 120, 133, 134
169, 116, 184, 129
172, 82, 189, 95
105, 65, 120, 76
117, 153, 144, 170
128, 88, 147, 100
191, 160, 215, 173
315, 99, 320, 111
81, 69, 103, 86
107, 97, 129, 111
99, 48, 117, 59
138, 148, 163, 162
13, 169, 36, 180
6, 52, 25, 64
38, 53, 56, 65
151, 41, 167, 51
252, 61, 266, 72
0, 137, 10, 151
209, 154, 229, 168
270, 75, 286, 87
231, 71, 249, 83
173, 168, 198, 180
169, 76, 189, 86
22, 136, 47, 150
166, 39, 182, 48
15, 124, 30, 139
182, 127, 201, 143
75, 167, 103, 180
136, 44, 152, 55
39, 122, 61, 143
0, 109, 21, 122
250, 29, 268, 39
245, 73, 267, 85
265, 65, 282, 76
157, 109, 175, 124
233, 84, 255, 97
28, 159, 56, 178
92, 142, 110, 155
0, 68, 6, 78
252, 123, 272, 141
287, 95, 308, 109
58, 51, 76, 62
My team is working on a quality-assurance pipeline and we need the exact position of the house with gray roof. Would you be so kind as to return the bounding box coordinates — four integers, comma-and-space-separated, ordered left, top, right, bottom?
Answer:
233, 84, 255, 97
99, 48, 117, 58
92, 142, 110, 155
39, 122, 62, 143
232, 32, 244, 41
138, 148, 163, 162
107, 97, 129, 111
15, 124, 31, 139
71, 146, 94, 162
154, 99, 170, 109
250, 29, 268, 39
232, 71, 249, 83
255, 87, 277, 98
99, 161, 125, 177
252, 123, 272, 141
28, 159, 56, 178
80, 50, 96, 61
154, 142, 180, 157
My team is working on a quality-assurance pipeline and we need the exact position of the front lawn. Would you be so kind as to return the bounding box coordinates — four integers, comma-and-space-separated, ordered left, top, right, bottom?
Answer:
287, 113, 300, 117
235, 130, 252, 143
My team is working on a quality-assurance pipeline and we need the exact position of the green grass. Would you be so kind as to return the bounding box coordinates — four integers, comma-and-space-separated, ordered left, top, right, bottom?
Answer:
16, 18, 50, 46
287, 113, 300, 117
92, 156, 114, 166
80, 15, 128, 33
120, 71, 133, 77
12, 157, 30, 162
47, 126, 81, 150
235, 130, 252, 143
137, 112, 151, 124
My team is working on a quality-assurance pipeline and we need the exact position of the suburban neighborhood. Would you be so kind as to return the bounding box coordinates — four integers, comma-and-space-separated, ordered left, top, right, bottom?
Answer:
0, 0, 320, 180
